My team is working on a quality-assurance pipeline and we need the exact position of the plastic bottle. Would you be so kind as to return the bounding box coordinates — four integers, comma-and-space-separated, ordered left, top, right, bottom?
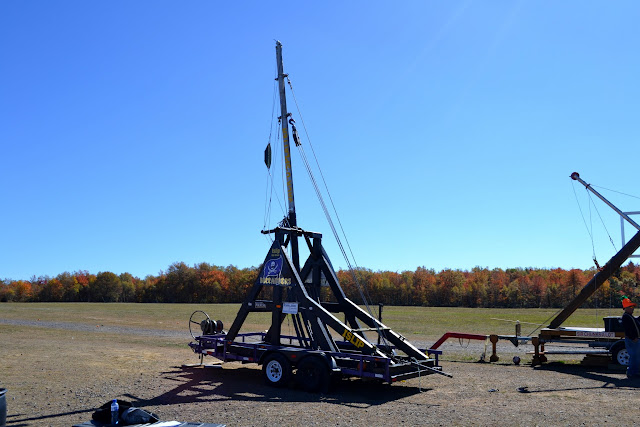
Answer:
110, 399, 119, 425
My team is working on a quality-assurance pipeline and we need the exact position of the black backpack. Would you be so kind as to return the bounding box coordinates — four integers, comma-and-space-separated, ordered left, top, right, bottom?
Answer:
92, 399, 159, 425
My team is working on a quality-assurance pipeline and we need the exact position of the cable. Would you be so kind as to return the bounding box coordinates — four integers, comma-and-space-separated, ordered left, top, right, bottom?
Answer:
286, 76, 390, 347
526, 308, 564, 336
263, 75, 279, 236
586, 189, 618, 252
571, 179, 634, 321
410, 356, 424, 392
591, 184, 640, 201
572, 181, 596, 260
286, 77, 361, 270
263, 128, 288, 244
263, 65, 292, 244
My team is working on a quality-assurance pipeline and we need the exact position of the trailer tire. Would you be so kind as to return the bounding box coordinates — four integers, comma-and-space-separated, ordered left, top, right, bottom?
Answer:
296, 356, 329, 393
611, 343, 630, 366
262, 353, 291, 387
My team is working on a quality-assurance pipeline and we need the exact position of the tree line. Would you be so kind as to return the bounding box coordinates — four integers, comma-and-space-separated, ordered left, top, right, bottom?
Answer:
1, 261, 639, 308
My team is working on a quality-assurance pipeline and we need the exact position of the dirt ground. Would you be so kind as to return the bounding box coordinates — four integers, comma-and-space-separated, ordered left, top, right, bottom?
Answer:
1, 320, 639, 427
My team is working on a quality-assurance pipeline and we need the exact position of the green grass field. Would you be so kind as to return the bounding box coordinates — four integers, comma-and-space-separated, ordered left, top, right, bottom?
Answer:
0, 302, 622, 340
1, 302, 627, 426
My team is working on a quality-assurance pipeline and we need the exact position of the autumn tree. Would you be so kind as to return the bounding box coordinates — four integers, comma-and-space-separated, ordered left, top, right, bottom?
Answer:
0, 280, 32, 302
412, 267, 436, 306
90, 272, 122, 302
197, 264, 228, 303
468, 267, 489, 307
224, 265, 256, 302
37, 278, 64, 302
437, 269, 465, 306
4, 261, 639, 308
119, 273, 136, 302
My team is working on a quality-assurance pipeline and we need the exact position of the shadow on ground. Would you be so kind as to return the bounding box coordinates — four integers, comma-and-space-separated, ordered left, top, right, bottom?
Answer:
123, 364, 428, 410
6, 407, 95, 426
530, 361, 639, 392
6, 364, 430, 426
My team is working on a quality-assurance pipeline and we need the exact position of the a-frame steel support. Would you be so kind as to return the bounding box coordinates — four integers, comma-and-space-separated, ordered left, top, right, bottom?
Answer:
225, 226, 431, 363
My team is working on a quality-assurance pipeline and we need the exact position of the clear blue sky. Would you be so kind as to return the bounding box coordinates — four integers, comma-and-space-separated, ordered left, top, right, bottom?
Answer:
2, 1, 640, 280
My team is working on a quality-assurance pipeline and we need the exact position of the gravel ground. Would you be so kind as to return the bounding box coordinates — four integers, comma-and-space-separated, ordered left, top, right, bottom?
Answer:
0, 318, 185, 338
1, 319, 638, 427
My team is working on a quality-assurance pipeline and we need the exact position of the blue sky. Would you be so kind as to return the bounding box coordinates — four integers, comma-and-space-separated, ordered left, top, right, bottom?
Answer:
2, 1, 640, 280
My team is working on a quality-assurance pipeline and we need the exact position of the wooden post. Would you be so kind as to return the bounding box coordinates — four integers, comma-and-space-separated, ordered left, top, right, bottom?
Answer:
489, 334, 499, 362
275, 40, 299, 271
531, 336, 541, 366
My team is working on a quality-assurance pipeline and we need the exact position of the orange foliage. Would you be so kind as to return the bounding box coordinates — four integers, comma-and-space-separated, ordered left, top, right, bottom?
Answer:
2, 262, 639, 308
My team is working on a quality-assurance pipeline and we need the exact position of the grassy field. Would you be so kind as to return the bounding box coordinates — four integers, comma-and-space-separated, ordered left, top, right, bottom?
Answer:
0, 302, 622, 340
1, 302, 632, 426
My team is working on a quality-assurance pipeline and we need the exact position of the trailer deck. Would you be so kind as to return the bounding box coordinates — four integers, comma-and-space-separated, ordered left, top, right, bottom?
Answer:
190, 332, 444, 385
532, 323, 627, 365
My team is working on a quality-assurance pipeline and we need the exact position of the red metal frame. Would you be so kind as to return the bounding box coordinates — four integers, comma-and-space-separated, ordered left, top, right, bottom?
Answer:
429, 332, 487, 350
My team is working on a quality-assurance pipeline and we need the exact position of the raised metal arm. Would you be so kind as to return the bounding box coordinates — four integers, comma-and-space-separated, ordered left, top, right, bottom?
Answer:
547, 172, 640, 329
571, 172, 640, 231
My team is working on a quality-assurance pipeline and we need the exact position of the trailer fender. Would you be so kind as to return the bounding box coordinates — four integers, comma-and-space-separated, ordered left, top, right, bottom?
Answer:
258, 349, 303, 366
296, 353, 338, 371
258, 349, 337, 370
258, 350, 281, 366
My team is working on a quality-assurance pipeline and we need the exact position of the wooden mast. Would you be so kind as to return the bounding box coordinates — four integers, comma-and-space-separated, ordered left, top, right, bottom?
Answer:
275, 40, 300, 271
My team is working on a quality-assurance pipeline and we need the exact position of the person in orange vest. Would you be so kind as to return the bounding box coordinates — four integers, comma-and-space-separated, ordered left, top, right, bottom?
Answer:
621, 296, 640, 378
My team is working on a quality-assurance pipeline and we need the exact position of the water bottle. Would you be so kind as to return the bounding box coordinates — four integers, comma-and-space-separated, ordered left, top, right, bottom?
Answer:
110, 399, 119, 425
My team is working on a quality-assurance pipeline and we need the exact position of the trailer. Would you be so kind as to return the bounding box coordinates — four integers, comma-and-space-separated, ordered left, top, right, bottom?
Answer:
531, 172, 640, 366
188, 41, 450, 391
188, 223, 448, 391
189, 303, 446, 392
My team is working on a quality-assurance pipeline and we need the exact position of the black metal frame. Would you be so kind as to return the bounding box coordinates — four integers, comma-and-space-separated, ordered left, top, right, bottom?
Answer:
191, 225, 444, 383
226, 226, 430, 360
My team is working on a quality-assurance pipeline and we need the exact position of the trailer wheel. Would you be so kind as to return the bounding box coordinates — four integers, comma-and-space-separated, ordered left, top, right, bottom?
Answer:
262, 353, 291, 387
612, 343, 630, 366
296, 357, 329, 393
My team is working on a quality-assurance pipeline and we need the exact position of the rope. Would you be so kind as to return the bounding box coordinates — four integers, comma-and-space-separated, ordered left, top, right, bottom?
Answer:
572, 181, 597, 262
286, 78, 360, 278
593, 269, 601, 327
586, 189, 618, 252
409, 357, 452, 378
410, 356, 424, 392
527, 308, 564, 336
262, 76, 278, 238
285, 76, 390, 348
572, 180, 617, 269
263, 68, 290, 244
263, 120, 288, 244
458, 337, 470, 348
285, 77, 361, 270
571, 179, 635, 320
591, 184, 640, 201
588, 181, 640, 316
